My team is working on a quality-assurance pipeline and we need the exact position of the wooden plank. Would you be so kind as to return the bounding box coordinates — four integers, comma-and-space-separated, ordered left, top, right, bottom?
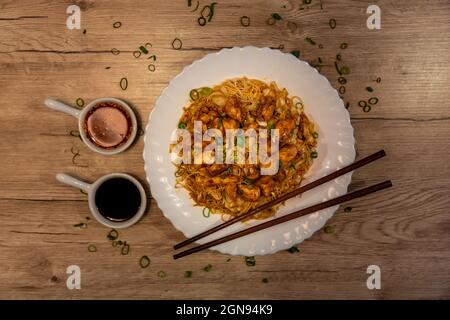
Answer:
0, 0, 449, 299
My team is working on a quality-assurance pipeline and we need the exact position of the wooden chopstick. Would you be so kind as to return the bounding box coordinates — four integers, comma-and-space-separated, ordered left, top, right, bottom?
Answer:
173, 180, 392, 259
174, 149, 386, 250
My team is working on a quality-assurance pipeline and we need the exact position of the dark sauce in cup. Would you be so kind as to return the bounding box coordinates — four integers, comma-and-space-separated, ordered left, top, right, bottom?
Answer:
95, 178, 142, 221
84, 102, 132, 149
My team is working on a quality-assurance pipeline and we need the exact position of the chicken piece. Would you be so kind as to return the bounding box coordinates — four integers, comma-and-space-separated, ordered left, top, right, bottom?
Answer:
224, 96, 243, 122
207, 164, 227, 176
211, 175, 240, 185
222, 118, 239, 130
238, 184, 261, 201
255, 176, 275, 197
261, 104, 275, 121
224, 184, 237, 201
279, 144, 298, 165
275, 118, 296, 141
244, 165, 260, 180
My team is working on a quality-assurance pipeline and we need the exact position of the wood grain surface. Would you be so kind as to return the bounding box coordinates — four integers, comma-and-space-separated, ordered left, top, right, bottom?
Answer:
0, 0, 449, 299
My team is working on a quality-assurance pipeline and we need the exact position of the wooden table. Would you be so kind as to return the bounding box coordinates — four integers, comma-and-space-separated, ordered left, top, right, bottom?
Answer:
1, 0, 449, 299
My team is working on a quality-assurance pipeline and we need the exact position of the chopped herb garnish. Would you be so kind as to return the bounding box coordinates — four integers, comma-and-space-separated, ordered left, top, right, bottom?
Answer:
324, 225, 335, 233
344, 206, 353, 212
287, 246, 300, 253
188, 0, 192, 6
202, 207, 211, 218
358, 100, 367, 108
338, 77, 347, 84
199, 87, 213, 97
139, 255, 151, 268
334, 61, 342, 75
139, 45, 149, 54
304, 0, 312, 4
340, 65, 350, 75
318, 57, 323, 64
329, 18, 336, 29
340, 43, 348, 49
121, 242, 130, 255
291, 50, 300, 58
203, 264, 213, 272
366, 86, 374, 92
113, 21, 122, 28
178, 122, 187, 129
240, 16, 250, 27
226, 258, 232, 262
133, 50, 141, 58
105, 66, 111, 69
185, 271, 193, 278
148, 64, 156, 72
157, 270, 167, 278
190, 89, 200, 101
339, 86, 346, 94
119, 77, 128, 90
75, 98, 85, 108
112, 240, 119, 247
73, 222, 87, 229
310, 151, 318, 158
262, 278, 269, 283
198, 16, 207, 26
88, 244, 97, 252
245, 256, 256, 267
305, 37, 316, 45
111, 48, 120, 55
83, 29, 86, 34
345, 102, 350, 109
376, 77, 382, 83
336, 53, 342, 61
363, 105, 372, 112
369, 97, 379, 105
172, 38, 183, 50
107, 229, 119, 241
312, 132, 319, 139
271, 13, 282, 20
147, 54, 156, 61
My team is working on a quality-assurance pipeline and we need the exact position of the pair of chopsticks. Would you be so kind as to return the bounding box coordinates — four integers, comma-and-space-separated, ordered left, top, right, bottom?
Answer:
173, 150, 391, 259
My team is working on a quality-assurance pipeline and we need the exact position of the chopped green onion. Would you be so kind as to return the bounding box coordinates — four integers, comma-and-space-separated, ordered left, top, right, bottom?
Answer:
112, 240, 119, 247
198, 87, 213, 97
203, 264, 213, 272
121, 242, 130, 255
366, 86, 374, 92
178, 122, 187, 129
376, 77, 381, 83
340, 66, 350, 75
271, 13, 282, 20
120, 77, 128, 90
73, 222, 87, 229
139, 255, 151, 268
245, 256, 256, 266
369, 97, 379, 105
358, 100, 367, 108
107, 229, 119, 241
363, 105, 372, 112
291, 50, 300, 58
338, 77, 347, 84
198, 16, 207, 26
75, 98, 85, 108
147, 54, 156, 61
340, 43, 348, 49
188, 0, 192, 6
190, 89, 200, 100
113, 21, 122, 28
226, 258, 232, 262
88, 244, 97, 252
344, 206, 353, 212
139, 45, 149, 54
172, 38, 183, 50
324, 225, 335, 233
345, 102, 350, 109
157, 270, 167, 278
262, 278, 269, 283
287, 246, 300, 253
339, 86, 346, 94
329, 18, 336, 29
304, 0, 312, 4
336, 53, 342, 61
133, 50, 141, 58
111, 48, 120, 55
240, 16, 250, 27
185, 271, 193, 278
318, 57, 323, 64
305, 37, 316, 45
148, 64, 156, 72
310, 151, 318, 158
312, 132, 319, 139
202, 207, 211, 218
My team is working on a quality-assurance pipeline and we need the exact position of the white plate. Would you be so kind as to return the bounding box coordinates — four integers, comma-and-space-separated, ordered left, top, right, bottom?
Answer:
143, 47, 355, 256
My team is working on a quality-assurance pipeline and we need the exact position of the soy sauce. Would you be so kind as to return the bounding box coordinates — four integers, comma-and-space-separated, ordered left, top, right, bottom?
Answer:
95, 178, 141, 222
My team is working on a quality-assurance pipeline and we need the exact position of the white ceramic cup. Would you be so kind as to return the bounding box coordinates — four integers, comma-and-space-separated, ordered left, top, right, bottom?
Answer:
44, 97, 138, 155
56, 172, 147, 228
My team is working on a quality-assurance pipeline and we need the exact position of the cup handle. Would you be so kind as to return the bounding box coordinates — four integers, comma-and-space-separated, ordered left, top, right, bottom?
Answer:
44, 98, 81, 118
56, 173, 91, 193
